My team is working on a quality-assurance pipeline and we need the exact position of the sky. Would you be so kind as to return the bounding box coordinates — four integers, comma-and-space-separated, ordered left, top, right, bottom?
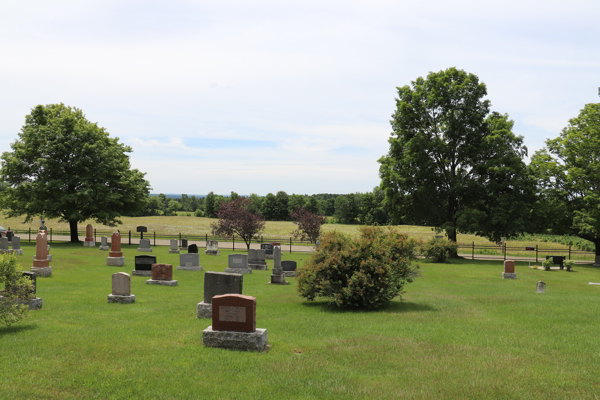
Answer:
0, 0, 598, 196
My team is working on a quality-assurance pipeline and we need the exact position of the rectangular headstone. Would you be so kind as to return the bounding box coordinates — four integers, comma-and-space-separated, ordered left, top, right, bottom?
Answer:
12, 236, 21, 250
0, 237, 8, 250
22, 271, 36, 295
180, 253, 200, 268
504, 260, 515, 274
112, 272, 132, 296
204, 271, 244, 303
136, 226, 148, 233
205, 240, 220, 255
170, 239, 178, 250
152, 263, 172, 280
101, 237, 108, 247
212, 294, 256, 333
181, 238, 188, 248
188, 244, 198, 253
281, 260, 297, 272
139, 239, 151, 249
135, 255, 157, 271
260, 243, 274, 255
6, 231, 13, 241
248, 249, 266, 265
228, 254, 248, 269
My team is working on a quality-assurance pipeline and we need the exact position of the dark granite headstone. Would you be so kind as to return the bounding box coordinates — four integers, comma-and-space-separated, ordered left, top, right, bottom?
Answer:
136, 226, 147, 239
204, 271, 244, 304
181, 238, 188, 248
281, 260, 297, 272
260, 243, 274, 255
6, 231, 13, 241
188, 244, 198, 253
135, 255, 157, 271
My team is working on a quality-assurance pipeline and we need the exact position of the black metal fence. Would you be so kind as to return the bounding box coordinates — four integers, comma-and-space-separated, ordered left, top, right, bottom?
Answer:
457, 242, 596, 262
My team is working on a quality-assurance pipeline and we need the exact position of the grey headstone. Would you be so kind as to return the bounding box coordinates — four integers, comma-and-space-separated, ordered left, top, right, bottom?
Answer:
0, 237, 8, 250
281, 260, 297, 272
228, 254, 248, 269
180, 253, 200, 268
112, 272, 132, 296
206, 241, 219, 251
170, 239, 178, 250
204, 271, 244, 303
11, 236, 21, 250
100, 237, 108, 246
273, 246, 281, 269
139, 239, 151, 249
536, 281, 546, 293
248, 249, 266, 265
260, 243, 274, 255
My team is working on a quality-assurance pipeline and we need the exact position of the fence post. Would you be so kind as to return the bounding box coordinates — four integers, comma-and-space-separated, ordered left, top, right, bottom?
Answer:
568, 245, 571, 260
50, 228, 52, 243
129, 230, 131, 246
29, 227, 31, 242
290, 237, 292, 253
179, 232, 181, 247
94, 228, 97, 242
503, 243, 506, 260
205, 233, 208, 243
536, 245, 538, 263
472, 242, 474, 260
154, 231, 156, 247
232, 235, 235, 251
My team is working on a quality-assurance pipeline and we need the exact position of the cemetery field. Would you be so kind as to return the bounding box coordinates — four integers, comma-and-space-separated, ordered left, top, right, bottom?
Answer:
2, 244, 600, 399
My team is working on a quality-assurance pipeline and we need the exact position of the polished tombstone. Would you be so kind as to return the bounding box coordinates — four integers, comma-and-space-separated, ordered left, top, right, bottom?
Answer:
107, 232, 125, 266
205, 240, 220, 256
270, 246, 287, 284
137, 238, 152, 252
260, 243, 274, 259
224, 254, 251, 274
132, 255, 156, 276
11, 236, 24, 256
594, 256, 600, 267
99, 236, 109, 251
169, 239, 180, 254
0, 237, 9, 254
281, 260, 297, 277
248, 249, 267, 270
503, 260, 516, 279
203, 294, 268, 352
108, 272, 135, 303
176, 253, 203, 271
31, 232, 52, 277
536, 281, 546, 293
196, 271, 244, 318
188, 244, 198, 253
180, 238, 188, 250
83, 224, 95, 247
147, 263, 178, 286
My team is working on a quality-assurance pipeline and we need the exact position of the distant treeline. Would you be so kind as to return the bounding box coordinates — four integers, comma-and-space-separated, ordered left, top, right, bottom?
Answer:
133, 188, 390, 225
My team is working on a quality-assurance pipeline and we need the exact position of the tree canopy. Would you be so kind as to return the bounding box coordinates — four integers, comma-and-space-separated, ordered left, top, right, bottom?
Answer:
378, 68, 534, 243
530, 103, 600, 254
211, 198, 265, 250
0, 104, 151, 242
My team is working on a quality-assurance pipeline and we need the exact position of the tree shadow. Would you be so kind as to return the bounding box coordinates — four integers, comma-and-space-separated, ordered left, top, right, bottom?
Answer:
0, 323, 37, 336
301, 300, 436, 314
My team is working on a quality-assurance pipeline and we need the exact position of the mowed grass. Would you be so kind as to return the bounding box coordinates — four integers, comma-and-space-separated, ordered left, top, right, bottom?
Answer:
2, 243, 600, 399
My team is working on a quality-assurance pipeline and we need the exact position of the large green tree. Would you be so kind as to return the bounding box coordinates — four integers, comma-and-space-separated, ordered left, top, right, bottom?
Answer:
530, 103, 600, 255
378, 68, 534, 243
0, 104, 151, 242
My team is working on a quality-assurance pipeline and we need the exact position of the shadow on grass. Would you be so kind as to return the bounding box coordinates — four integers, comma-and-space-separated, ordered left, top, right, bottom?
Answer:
0, 323, 37, 336
301, 300, 436, 314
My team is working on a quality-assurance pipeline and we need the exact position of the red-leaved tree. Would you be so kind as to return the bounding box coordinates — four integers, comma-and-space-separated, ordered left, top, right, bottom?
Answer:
291, 207, 325, 244
211, 198, 265, 250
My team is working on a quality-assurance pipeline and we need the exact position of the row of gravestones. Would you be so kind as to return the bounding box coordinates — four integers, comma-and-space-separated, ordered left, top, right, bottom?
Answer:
0, 236, 24, 255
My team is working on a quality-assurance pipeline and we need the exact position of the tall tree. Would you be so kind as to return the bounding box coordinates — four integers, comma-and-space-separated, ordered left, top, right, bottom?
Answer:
275, 191, 289, 221
0, 104, 150, 242
211, 198, 265, 250
204, 192, 216, 218
530, 103, 600, 255
378, 68, 533, 243
291, 207, 326, 243
261, 193, 278, 220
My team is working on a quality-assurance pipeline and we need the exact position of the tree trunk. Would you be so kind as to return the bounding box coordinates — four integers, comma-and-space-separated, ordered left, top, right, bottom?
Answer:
447, 227, 458, 258
69, 219, 80, 243
595, 238, 600, 257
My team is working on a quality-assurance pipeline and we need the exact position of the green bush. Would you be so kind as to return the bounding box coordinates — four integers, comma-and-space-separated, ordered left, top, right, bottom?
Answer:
0, 254, 34, 326
542, 258, 553, 271
195, 209, 204, 217
564, 260, 575, 271
421, 237, 458, 263
297, 227, 420, 309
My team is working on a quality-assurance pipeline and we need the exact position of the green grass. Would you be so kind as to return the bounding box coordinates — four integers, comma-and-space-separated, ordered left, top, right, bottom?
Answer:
2, 243, 600, 399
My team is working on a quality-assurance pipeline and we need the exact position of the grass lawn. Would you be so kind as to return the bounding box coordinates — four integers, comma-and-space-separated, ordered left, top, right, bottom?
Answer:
2, 243, 600, 399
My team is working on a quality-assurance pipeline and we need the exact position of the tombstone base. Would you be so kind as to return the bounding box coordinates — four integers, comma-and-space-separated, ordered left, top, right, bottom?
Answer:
203, 326, 268, 352
169, 249, 181, 254
83, 241, 95, 247
31, 266, 52, 278
265, 255, 274, 260
283, 271, 296, 277
269, 275, 288, 284
502, 273, 517, 279
204, 250, 220, 256
249, 263, 268, 271
0, 250, 12, 255
106, 257, 125, 266
136, 248, 152, 252
196, 301, 213, 318
108, 294, 136, 304
176, 265, 203, 271
29, 297, 43, 310
146, 279, 178, 286
224, 268, 252, 274
99, 245, 109, 251
593, 264, 600, 268
132, 270, 152, 277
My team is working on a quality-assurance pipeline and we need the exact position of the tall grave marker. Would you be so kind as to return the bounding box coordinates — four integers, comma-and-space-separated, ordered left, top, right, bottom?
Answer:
99, 236, 109, 251
32, 231, 52, 277
108, 272, 136, 303
270, 246, 287, 284
107, 232, 125, 266
83, 224, 95, 247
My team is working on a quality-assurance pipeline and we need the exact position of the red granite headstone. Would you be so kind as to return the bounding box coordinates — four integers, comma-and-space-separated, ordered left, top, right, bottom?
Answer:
212, 294, 256, 333
109, 232, 123, 257
33, 232, 49, 268
152, 263, 173, 280
85, 224, 94, 242
504, 260, 516, 274
271, 242, 280, 246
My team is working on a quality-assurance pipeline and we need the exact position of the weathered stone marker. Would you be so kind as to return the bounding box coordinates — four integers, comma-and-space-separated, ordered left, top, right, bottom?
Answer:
132, 255, 156, 276
270, 246, 287, 284
147, 263, 178, 286
224, 254, 251, 274
260, 243, 274, 259
188, 244, 198, 253
204, 240, 220, 255
0, 237, 9, 254
196, 271, 243, 318
32, 232, 52, 277
11, 236, 24, 255
536, 281, 546, 293
203, 294, 268, 351
248, 249, 267, 270
108, 272, 136, 303
99, 236, 109, 251
137, 238, 152, 252
169, 239, 180, 254
180, 238, 188, 250
281, 260, 297, 277
107, 232, 125, 266
83, 224, 95, 247
503, 260, 516, 279
176, 253, 203, 271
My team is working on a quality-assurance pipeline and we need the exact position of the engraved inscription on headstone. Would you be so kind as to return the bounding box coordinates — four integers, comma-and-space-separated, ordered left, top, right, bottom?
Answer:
219, 306, 247, 323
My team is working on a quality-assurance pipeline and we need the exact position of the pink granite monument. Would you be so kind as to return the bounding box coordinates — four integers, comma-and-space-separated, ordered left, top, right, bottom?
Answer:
32, 232, 52, 277
84, 224, 95, 247
503, 260, 516, 279
106, 232, 125, 266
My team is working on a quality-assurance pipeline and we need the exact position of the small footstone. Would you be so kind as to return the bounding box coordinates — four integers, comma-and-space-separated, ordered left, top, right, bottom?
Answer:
196, 302, 212, 318
31, 266, 52, 278
108, 294, 136, 303
106, 257, 125, 266
146, 279, 178, 286
132, 270, 152, 276
29, 297, 43, 310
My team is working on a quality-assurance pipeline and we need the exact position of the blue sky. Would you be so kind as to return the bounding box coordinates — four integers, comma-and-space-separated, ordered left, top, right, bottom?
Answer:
1, 0, 598, 195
